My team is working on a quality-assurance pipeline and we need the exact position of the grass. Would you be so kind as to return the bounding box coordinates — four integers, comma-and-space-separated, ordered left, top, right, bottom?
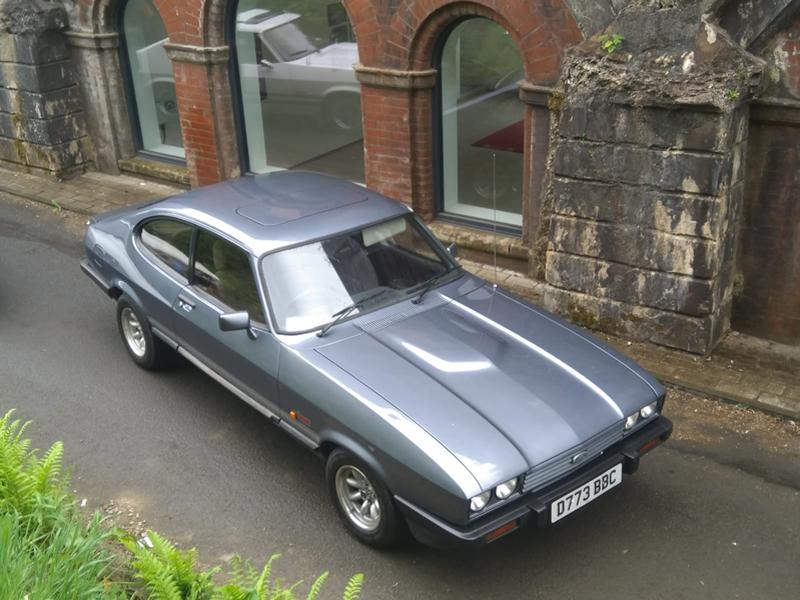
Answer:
0, 410, 363, 599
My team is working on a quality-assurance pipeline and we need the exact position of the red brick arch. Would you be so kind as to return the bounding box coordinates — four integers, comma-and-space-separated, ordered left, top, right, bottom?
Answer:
346, 0, 583, 84
74, 0, 204, 45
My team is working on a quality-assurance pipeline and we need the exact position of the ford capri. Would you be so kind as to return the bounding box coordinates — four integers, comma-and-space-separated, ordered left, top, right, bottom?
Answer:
81, 171, 672, 548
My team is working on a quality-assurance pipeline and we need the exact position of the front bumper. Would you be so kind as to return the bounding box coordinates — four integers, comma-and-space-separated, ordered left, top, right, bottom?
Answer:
396, 415, 673, 547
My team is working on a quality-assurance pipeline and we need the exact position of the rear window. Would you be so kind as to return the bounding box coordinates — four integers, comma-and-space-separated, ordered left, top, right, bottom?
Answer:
140, 219, 193, 277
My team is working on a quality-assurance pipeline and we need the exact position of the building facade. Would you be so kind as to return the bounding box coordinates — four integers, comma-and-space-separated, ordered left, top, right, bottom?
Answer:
1, 0, 798, 353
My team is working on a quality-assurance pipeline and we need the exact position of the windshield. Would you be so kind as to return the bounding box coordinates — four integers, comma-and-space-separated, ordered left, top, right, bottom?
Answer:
262, 215, 460, 333
260, 21, 317, 61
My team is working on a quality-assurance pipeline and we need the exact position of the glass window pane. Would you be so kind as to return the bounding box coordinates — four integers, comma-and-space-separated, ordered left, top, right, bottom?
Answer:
262, 215, 458, 333
193, 232, 266, 323
235, 1, 364, 182
123, 0, 185, 159
140, 219, 193, 276
440, 19, 524, 227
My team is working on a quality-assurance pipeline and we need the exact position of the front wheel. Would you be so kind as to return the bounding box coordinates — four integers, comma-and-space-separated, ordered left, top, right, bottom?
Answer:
326, 449, 405, 548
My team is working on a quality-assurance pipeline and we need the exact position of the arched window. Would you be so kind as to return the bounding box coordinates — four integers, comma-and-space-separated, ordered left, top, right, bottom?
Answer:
438, 19, 524, 229
121, 0, 184, 159
232, 1, 364, 182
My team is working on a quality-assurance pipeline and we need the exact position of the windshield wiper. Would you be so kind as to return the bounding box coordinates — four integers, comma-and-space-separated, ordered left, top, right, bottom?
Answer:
411, 268, 459, 305
317, 289, 389, 338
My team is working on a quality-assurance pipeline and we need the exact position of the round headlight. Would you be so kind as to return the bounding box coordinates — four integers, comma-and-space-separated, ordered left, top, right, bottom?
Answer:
470, 491, 491, 512
640, 402, 657, 419
495, 478, 518, 499
624, 413, 639, 430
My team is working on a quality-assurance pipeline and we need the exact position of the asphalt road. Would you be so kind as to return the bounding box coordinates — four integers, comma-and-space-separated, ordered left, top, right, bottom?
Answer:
1, 195, 798, 599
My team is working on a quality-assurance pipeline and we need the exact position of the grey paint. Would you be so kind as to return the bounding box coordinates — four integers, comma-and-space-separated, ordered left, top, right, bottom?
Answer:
83, 171, 665, 528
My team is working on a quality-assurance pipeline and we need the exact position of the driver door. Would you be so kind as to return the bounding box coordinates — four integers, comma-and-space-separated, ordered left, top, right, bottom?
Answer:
172, 228, 282, 414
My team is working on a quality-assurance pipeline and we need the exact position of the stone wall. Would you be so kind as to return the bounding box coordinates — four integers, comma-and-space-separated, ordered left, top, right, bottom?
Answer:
539, 0, 764, 354
0, 0, 92, 177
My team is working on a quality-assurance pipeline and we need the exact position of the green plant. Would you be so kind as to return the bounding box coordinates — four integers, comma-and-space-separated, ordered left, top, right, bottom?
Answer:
126, 537, 365, 600
0, 410, 70, 526
0, 410, 365, 600
599, 33, 624, 54
0, 410, 125, 598
726, 89, 741, 100
123, 530, 218, 600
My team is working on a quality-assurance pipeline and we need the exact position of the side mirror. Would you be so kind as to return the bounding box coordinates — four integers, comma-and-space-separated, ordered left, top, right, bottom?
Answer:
446, 242, 458, 258
219, 311, 258, 340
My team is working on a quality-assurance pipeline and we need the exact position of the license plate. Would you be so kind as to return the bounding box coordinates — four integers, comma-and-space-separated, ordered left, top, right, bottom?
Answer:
550, 463, 622, 523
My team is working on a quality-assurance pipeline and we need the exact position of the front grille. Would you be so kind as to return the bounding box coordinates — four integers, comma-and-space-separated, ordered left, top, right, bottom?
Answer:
522, 422, 624, 493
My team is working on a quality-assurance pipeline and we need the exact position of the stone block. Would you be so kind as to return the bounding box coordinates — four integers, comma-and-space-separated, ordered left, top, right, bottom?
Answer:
0, 86, 81, 119
551, 177, 719, 239
0, 111, 86, 145
546, 251, 714, 316
0, 135, 91, 173
549, 215, 717, 278
553, 140, 725, 196
0, 59, 74, 92
0, 31, 68, 64
560, 99, 728, 153
542, 285, 714, 353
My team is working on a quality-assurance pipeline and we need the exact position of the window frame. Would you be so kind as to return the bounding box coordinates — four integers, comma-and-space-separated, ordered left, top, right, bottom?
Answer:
257, 213, 463, 336
117, 0, 187, 166
432, 16, 524, 237
189, 227, 269, 326
136, 216, 195, 283
134, 215, 272, 330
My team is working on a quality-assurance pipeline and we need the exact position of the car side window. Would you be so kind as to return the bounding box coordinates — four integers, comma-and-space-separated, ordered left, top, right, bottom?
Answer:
192, 230, 266, 324
140, 219, 193, 278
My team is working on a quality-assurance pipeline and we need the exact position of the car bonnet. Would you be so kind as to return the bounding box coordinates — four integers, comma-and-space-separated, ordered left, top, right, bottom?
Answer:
315, 284, 662, 491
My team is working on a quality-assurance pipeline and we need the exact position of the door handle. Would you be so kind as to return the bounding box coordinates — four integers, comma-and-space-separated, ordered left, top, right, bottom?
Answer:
177, 296, 195, 312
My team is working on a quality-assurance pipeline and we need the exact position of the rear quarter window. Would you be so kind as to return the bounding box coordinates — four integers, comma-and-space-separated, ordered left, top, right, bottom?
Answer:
139, 219, 193, 277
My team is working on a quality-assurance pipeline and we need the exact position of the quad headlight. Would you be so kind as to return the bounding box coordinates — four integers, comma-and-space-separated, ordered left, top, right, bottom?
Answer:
640, 401, 657, 419
624, 413, 639, 430
495, 478, 518, 500
470, 491, 491, 512
625, 401, 659, 431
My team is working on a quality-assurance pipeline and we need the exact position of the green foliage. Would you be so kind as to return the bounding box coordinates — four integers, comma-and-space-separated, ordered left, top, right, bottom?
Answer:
123, 530, 218, 600
128, 543, 364, 600
0, 410, 70, 529
0, 410, 366, 600
0, 410, 125, 598
726, 89, 741, 100
599, 33, 624, 54
341, 574, 363, 600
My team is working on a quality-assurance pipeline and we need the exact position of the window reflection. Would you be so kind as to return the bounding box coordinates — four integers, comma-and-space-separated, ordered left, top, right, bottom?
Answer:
235, 1, 364, 182
123, 0, 184, 159
440, 19, 524, 227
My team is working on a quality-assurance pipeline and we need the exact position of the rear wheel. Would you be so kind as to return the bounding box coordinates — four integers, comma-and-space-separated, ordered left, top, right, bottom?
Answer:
326, 449, 404, 548
116, 295, 170, 370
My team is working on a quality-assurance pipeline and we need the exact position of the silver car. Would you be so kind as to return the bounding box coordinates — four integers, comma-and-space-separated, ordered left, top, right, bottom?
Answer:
81, 171, 672, 548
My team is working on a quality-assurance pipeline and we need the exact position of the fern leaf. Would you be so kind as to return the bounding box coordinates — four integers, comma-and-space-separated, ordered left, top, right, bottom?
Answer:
305, 572, 328, 600
342, 574, 364, 600
255, 553, 280, 597
34, 441, 63, 493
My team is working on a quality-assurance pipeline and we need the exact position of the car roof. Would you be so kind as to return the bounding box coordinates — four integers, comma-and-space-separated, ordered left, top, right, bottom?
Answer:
149, 171, 411, 256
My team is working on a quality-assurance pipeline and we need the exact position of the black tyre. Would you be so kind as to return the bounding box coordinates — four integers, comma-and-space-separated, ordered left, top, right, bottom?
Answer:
116, 295, 170, 370
326, 449, 405, 548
